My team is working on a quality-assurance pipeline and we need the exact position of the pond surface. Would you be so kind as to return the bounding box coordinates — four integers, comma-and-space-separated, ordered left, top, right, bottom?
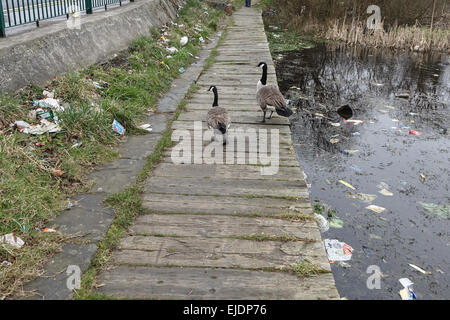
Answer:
275, 44, 449, 299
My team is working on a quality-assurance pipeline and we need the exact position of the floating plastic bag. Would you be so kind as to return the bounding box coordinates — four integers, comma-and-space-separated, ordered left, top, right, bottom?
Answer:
398, 278, 417, 300
419, 202, 450, 219
314, 213, 329, 232
366, 205, 386, 213
339, 180, 355, 190
324, 239, 353, 262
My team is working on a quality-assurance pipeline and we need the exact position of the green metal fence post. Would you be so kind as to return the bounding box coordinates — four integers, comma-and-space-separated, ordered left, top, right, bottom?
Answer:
0, 1, 6, 37
85, 0, 93, 14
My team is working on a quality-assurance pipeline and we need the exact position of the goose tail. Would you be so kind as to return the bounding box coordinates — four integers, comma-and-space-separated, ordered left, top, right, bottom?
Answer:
218, 123, 227, 134
276, 106, 293, 117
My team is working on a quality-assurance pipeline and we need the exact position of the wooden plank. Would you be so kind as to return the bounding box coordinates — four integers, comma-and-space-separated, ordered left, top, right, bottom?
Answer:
144, 176, 308, 198
97, 266, 340, 300
112, 236, 330, 270
142, 193, 311, 215
130, 214, 319, 240
151, 163, 304, 181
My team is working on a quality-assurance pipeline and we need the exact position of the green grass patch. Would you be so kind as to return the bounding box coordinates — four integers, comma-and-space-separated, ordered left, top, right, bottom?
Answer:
266, 30, 318, 53
291, 260, 329, 276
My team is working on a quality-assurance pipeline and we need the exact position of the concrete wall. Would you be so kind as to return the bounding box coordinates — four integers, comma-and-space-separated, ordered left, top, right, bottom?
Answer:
0, 0, 185, 93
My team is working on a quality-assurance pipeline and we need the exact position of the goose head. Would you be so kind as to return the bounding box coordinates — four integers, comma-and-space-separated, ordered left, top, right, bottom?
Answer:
208, 85, 218, 107
257, 62, 268, 91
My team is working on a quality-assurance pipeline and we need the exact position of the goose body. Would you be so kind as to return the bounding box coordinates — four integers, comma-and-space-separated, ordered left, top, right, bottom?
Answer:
207, 86, 231, 144
256, 62, 293, 122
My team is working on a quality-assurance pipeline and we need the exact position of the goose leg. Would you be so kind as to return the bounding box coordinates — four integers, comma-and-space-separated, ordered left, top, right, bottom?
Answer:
266, 111, 274, 119
259, 111, 266, 123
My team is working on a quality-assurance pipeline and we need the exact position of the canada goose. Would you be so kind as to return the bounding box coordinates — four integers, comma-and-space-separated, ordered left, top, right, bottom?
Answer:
207, 86, 231, 144
256, 62, 293, 122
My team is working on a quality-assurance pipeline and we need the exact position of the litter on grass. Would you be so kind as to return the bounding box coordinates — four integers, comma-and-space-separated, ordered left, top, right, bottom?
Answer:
18, 119, 62, 135
180, 36, 188, 46
33, 98, 64, 112
43, 228, 56, 233
139, 124, 153, 132
409, 129, 421, 136
324, 239, 353, 262
1, 261, 13, 267
0, 233, 25, 248
366, 205, 386, 213
179, 67, 186, 73
112, 120, 125, 135
166, 47, 178, 53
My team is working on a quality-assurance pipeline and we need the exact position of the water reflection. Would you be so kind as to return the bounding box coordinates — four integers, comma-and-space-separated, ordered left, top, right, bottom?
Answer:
276, 43, 450, 299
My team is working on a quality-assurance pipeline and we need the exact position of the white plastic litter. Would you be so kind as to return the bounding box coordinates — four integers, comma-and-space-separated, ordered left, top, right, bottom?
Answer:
22, 119, 62, 135
0, 233, 25, 249
409, 263, 431, 275
166, 47, 179, 54
42, 90, 55, 99
180, 36, 188, 46
1, 261, 12, 267
314, 213, 329, 232
366, 204, 386, 213
13, 120, 30, 131
33, 98, 64, 112
139, 124, 153, 132
324, 239, 353, 262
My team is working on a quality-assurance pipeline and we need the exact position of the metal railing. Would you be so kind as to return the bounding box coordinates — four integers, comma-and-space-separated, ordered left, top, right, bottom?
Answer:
1, 0, 134, 37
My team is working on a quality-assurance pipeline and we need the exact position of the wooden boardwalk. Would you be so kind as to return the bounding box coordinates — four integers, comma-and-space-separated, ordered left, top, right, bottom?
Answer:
95, 6, 339, 300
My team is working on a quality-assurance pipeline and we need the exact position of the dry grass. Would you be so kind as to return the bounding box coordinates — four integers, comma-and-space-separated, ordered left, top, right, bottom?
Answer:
260, 0, 450, 52
324, 18, 450, 52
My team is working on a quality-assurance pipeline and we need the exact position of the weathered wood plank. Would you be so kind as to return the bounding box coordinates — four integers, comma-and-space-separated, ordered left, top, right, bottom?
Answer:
144, 176, 309, 198
97, 266, 339, 300
142, 193, 311, 215
151, 163, 304, 181
130, 214, 319, 240
112, 236, 330, 270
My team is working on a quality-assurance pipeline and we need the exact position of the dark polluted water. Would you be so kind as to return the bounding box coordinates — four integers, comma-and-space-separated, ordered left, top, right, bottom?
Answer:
275, 44, 450, 299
